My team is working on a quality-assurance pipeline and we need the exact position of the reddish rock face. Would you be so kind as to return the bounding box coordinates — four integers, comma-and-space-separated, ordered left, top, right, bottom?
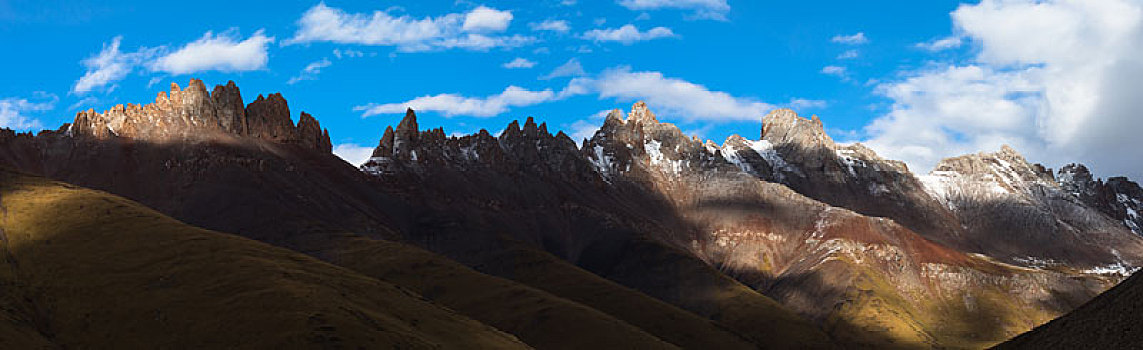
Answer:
68, 78, 331, 153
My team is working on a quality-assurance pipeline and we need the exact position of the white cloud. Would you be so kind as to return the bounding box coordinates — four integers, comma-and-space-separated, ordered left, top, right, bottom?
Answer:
588, 67, 775, 121
288, 58, 333, 84
356, 66, 807, 123
831, 32, 869, 45
67, 96, 100, 111
788, 98, 827, 110
820, 65, 847, 78
72, 36, 157, 94
837, 49, 859, 59
333, 49, 365, 59
463, 6, 513, 32
541, 58, 586, 79
149, 29, 273, 75
530, 19, 571, 33
285, 3, 530, 52
333, 143, 376, 166
0, 93, 56, 130
616, 0, 730, 20
915, 36, 963, 51
355, 85, 568, 117
863, 0, 1143, 179
581, 24, 677, 44
503, 57, 537, 69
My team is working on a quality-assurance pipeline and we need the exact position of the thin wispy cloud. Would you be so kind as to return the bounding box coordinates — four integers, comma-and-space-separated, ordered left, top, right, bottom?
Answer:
616, 0, 730, 21
503, 57, 537, 69
530, 19, 571, 33
915, 36, 963, 51
831, 32, 869, 45
581, 24, 677, 44
541, 58, 586, 79
72, 36, 156, 94
354, 85, 575, 117
288, 58, 332, 84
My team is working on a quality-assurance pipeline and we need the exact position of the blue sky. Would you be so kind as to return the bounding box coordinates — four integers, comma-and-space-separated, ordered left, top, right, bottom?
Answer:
3, 0, 1143, 179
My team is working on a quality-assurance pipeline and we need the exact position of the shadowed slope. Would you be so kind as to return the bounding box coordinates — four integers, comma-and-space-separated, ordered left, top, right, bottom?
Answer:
0, 81, 762, 349
997, 271, 1143, 349
324, 236, 688, 350
0, 169, 526, 349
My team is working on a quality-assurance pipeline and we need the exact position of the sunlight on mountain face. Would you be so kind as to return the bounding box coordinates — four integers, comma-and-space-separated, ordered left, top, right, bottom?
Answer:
2, 1, 1142, 348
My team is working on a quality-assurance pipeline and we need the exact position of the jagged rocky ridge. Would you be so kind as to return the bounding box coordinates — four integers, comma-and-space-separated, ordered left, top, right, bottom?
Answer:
3, 79, 1143, 348
366, 101, 1143, 348
0, 80, 825, 350
68, 79, 331, 152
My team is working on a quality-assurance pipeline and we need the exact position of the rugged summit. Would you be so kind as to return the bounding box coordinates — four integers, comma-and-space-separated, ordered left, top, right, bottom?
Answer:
1057, 163, 1143, 235
920, 147, 1143, 268
3, 79, 1143, 349
577, 103, 1130, 348
71, 79, 331, 152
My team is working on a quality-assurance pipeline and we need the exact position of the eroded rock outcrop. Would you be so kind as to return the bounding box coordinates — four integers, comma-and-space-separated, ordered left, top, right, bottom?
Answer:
70, 79, 331, 152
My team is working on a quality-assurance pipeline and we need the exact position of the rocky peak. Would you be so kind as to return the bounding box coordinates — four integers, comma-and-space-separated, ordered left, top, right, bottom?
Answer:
211, 80, 246, 135
1058, 164, 1097, 197
380, 108, 422, 161
761, 109, 835, 151
69, 79, 332, 153
627, 101, 658, 123
926, 145, 1056, 197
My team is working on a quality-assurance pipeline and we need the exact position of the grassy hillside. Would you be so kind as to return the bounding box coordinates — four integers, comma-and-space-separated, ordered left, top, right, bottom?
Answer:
326, 236, 765, 349
0, 169, 526, 349
326, 236, 685, 350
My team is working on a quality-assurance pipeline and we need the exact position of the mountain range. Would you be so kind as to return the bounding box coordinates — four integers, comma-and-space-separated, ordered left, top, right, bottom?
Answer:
1, 79, 1140, 349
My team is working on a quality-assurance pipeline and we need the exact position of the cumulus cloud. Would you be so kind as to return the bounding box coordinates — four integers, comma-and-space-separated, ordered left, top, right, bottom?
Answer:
863, 0, 1143, 179
354, 85, 570, 117
285, 3, 531, 52
149, 30, 273, 75
831, 32, 869, 45
581, 24, 676, 44
72, 36, 157, 94
503, 57, 536, 69
73, 31, 271, 94
530, 19, 571, 33
541, 58, 586, 79
333, 143, 376, 166
463, 6, 513, 32
616, 0, 730, 20
288, 58, 333, 84
0, 93, 57, 130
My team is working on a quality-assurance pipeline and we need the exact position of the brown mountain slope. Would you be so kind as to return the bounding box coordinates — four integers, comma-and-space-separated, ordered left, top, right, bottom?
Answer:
996, 271, 1143, 349
0, 80, 776, 349
363, 111, 834, 349
580, 103, 1121, 349
0, 168, 526, 349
